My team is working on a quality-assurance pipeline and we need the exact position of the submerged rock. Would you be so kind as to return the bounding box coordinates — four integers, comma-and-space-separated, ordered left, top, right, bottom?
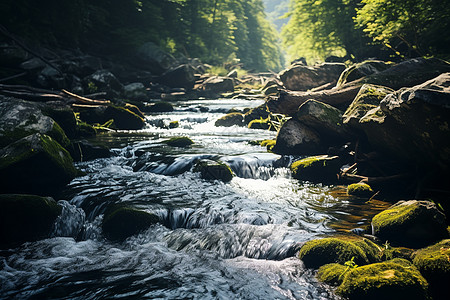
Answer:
279, 62, 346, 91
0, 194, 62, 249
336, 258, 429, 300
193, 159, 233, 182
0, 133, 78, 195
412, 239, 450, 300
164, 136, 194, 147
290, 155, 341, 183
371, 200, 448, 248
102, 206, 159, 242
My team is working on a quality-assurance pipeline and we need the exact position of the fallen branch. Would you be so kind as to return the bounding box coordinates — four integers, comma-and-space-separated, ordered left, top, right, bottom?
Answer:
0, 72, 27, 83
61, 89, 110, 105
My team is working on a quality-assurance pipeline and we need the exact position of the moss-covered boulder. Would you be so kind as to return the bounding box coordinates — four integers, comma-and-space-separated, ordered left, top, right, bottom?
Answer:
337, 60, 392, 87
0, 96, 70, 148
290, 155, 341, 183
336, 259, 429, 300
39, 102, 78, 139
317, 263, 348, 286
169, 121, 179, 129
347, 183, 374, 197
102, 206, 159, 242
193, 159, 233, 182
371, 200, 449, 248
144, 101, 174, 113
0, 194, 62, 249
243, 105, 270, 125
76, 105, 145, 130
164, 136, 194, 147
215, 112, 244, 127
342, 84, 394, 128
260, 139, 276, 152
272, 119, 323, 155
298, 237, 378, 269
412, 239, 450, 300
296, 99, 348, 142
0, 133, 78, 195
248, 118, 271, 130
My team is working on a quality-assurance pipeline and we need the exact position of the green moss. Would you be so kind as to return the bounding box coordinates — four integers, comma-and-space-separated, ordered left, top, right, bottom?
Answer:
290, 155, 341, 183
76, 122, 97, 138
40, 134, 77, 179
164, 136, 194, 147
291, 156, 323, 172
412, 239, 450, 299
372, 202, 419, 230
248, 118, 270, 130
50, 122, 70, 148
347, 183, 374, 197
317, 263, 347, 286
298, 237, 370, 269
102, 206, 159, 242
260, 139, 276, 151
0, 194, 62, 249
336, 259, 429, 300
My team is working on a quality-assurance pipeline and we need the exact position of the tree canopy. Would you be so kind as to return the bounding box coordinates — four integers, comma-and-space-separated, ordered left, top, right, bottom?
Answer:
0, 0, 283, 71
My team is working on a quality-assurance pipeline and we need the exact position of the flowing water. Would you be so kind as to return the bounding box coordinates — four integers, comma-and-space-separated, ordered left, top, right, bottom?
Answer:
0, 98, 391, 299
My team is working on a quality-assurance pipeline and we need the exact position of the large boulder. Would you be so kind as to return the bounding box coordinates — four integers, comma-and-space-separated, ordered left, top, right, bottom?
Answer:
357, 73, 450, 170
279, 62, 346, 91
342, 84, 394, 128
0, 194, 62, 249
290, 155, 341, 183
337, 60, 392, 87
102, 206, 159, 242
412, 239, 450, 300
371, 200, 448, 248
272, 119, 322, 155
0, 97, 70, 148
84, 70, 124, 98
336, 259, 429, 300
296, 99, 348, 142
0, 133, 78, 195
159, 64, 196, 90
135, 42, 178, 75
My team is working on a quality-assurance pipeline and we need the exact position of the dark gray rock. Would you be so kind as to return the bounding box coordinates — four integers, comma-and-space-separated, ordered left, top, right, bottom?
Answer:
272, 119, 323, 155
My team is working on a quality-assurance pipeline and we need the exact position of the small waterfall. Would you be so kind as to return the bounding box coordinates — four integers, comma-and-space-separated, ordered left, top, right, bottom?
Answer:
52, 200, 86, 238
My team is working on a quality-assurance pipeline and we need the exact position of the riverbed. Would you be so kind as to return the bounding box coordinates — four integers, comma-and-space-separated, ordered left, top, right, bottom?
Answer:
0, 98, 391, 299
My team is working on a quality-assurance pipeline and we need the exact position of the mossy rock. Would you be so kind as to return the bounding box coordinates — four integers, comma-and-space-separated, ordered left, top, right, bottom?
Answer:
248, 118, 271, 130
40, 102, 78, 139
193, 159, 233, 183
337, 60, 392, 87
102, 206, 159, 242
0, 133, 78, 195
347, 183, 374, 197
371, 200, 449, 248
0, 96, 70, 148
164, 136, 194, 147
317, 263, 347, 286
215, 112, 244, 127
260, 139, 276, 152
298, 237, 372, 269
412, 239, 450, 300
104, 105, 145, 130
0, 194, 62, 249
145, 101, 174, 113
243, 105, 270, 124
290, 155, 341, 183
169, 121, 179, 129
76, 122, 97, 138
336, 259, 429, 300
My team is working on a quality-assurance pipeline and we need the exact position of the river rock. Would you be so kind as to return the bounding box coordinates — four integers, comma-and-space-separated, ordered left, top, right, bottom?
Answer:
144, 101, 174, 113
0, 133, 77, 195
102, 206, 159, 242
69, 140, 111, 162
0, 194, 62, 249
0, 96, 70, 148
135, 42, 177, 75
336, 258, 429, 300
296, 100, 348, 142
124, 82, 147, 100
37, 65, 66, 89
337, 60, 392, 87
290, 155, 341, 183
0, 43, 29, 67
347, 183, 374, 197
342, 84, 394, 128
215, 112, 244, 127
412, 239, 450, 300
271, 119, 322, 155
198, 76, 234, 94
371, 200, 448, 248
193, 159, 233, 182
76, 105, 145, 130
84, 70, 124, 98
279, 62, 346, 91
298, 237, 378, 269
357, 73, 450, 170
39, 101, 78, 139
164, 136, 194, 147
159, 64, 196, 90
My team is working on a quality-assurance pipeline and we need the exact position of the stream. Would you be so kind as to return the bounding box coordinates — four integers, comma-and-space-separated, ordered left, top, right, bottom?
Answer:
0, 98, 391, 299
